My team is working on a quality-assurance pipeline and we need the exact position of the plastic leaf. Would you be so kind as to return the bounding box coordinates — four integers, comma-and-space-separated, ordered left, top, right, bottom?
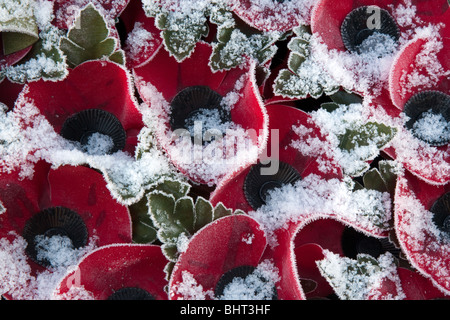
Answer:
317, 251, 405, 300
145, 1, 209, 62
0, 0, 38, 55
273, 26, 339, 99
129, 197, 158, 244
60, 4, 120, 67
194, 197, 213, 231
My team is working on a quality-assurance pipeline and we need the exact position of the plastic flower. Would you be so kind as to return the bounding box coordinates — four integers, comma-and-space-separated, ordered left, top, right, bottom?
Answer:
210, 104, 394, 299
310, 0, 448, 99
53, 243, 168, 300
18, 60, 144, 156
210, 103, 342, 213
377, 26, 450, 185
134, 41, 268, 186
0, 162, 132, 299
394, 170, 450, 295
168, 214, 283, 300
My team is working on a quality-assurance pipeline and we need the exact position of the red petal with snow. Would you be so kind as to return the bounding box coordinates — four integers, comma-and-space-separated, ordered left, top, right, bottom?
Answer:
20, 60, 143, 155
48, 165, 132, 245
395, 171, 450, 294
294, 243, 334, 299
55, 244, 168, 300
120, 0, 163, 69
168, 215, 267, 300
0, 161, 51, 237
389, 35, 450, 110
231, 0, 314, 32
210, 104, 341, 212
134, 42, 268, 185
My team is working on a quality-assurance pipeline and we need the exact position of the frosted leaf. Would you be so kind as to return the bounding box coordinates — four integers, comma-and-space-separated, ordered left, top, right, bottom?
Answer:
217, 260, 280, 300
273, 26, 339, 99
0, 0, 38, 54
316, 251, 405, 300
296, 103, 397, 177
143, 0, 212, 62
2, 0, 68, 83
209, 8, 283, 71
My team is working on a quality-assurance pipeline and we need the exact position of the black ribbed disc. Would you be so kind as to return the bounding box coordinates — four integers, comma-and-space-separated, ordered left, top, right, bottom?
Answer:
60, 109, 126, 154
341, 227, 401, 259
403, 91, 450, 146
22, 207, 88, 268
215, 265, 278, 300
430, 192, 450, 235
243, 161, 302, 210
169, 86, 230, 132
341, 6, 400, 54
107, 287, 155, 300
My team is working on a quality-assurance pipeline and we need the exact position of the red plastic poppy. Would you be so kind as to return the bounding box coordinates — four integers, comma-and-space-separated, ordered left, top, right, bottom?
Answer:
0, 162, 132, 299
369, 32, 450, 185
18, 60, 144, 156
389, 26, 449, 110
168, 214, 276, 300
133, 41, 268, 186
210, 103, 341, 213
310, 0, 448, 99
119, 0, 163, 69
394, 170, 450, 295
54, 243, 168, 300
230, 0, 315, 32
397, 267, 450, 300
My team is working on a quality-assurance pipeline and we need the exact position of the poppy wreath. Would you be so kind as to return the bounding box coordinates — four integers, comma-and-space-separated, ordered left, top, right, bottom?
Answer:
0, 0, 449, 301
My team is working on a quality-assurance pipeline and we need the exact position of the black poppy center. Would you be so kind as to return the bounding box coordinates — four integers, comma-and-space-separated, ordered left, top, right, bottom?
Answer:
107, 287, 155, 300
341, 6, 400, 55
341, 227, 400, 259
170, 86, 231, 143
215, 266, 278, 300
403, 91, 450, 147
60, 109, 126, 155
244, 161, 302, 210
430, 192, 450, 235
22, 207, 88, 268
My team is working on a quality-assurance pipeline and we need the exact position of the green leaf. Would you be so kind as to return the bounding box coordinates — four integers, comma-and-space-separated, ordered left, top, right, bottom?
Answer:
378, 160, 398, 197
108, 49, 125, 65
162, 244, 179, 262
330, 90, 363, 105
148, 191, 176, 229
2, 32, 38, 56
174, 197, 196, 234
60, 4, 119, 67
194, 197, 213, 231
338, 122, 397, 152
363, 168, 387, 193
129, 197, 157, 244
213, 202, 232, 221
0, 0, 39, 55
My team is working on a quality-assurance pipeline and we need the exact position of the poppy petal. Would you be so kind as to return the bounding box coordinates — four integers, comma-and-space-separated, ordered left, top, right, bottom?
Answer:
168, 215, 267, 300
395, 171, 450, 294
48, 165, 132, 245
54, 243, 168, 300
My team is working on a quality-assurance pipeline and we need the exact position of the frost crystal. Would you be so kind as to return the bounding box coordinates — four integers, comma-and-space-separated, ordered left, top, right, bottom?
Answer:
317, 251, 405, 300
218, 260, 280, 300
